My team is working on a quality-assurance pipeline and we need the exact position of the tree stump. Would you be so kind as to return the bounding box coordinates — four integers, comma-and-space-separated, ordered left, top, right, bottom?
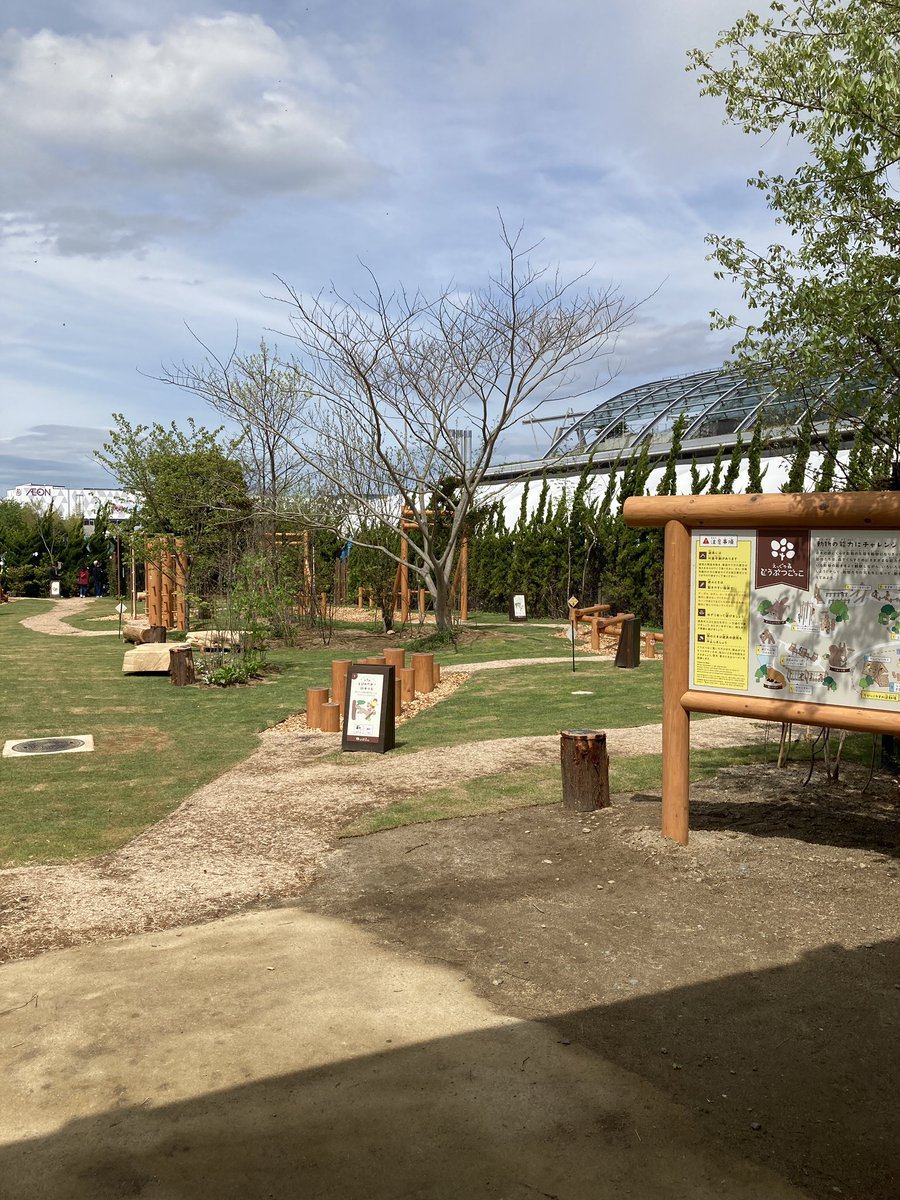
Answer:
306, 686, 330, 730
168, 645, 195, 686
395, 674, 404, 712
560, 730, 610, 812
320, 702, 341, 732
411, 652, 434, 694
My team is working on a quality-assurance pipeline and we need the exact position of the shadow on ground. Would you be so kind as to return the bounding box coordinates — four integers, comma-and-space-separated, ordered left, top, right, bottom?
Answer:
0, 938, 894, 1200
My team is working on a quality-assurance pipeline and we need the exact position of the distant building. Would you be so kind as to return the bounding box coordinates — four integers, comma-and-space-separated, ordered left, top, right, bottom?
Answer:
6, 484, 135, 525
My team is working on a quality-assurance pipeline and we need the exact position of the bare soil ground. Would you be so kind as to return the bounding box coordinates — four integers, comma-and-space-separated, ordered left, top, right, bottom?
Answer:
299, 761, 900, 1200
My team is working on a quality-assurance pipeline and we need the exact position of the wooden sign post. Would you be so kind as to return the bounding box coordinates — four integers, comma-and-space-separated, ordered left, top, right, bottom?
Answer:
341, 664, 396, 754
623, 491, 900, 844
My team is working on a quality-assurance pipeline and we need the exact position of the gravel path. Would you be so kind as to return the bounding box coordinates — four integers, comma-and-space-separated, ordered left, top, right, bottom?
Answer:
18, 596, 118, 637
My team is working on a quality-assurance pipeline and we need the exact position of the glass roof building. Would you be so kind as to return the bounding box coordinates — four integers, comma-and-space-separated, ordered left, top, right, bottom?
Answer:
547, 367, 788, 458
483, 366, 860, 487
480, 365, 862, 517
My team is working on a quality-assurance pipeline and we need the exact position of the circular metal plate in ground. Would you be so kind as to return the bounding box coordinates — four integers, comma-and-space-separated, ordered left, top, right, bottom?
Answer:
9, 737, 87, 754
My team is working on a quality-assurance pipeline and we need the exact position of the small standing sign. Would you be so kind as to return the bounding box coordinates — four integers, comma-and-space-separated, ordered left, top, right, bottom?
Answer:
341, 664, 396, 754
508, 593, 527, 622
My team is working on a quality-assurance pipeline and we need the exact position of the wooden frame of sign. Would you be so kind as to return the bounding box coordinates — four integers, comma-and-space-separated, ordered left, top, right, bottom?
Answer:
341, 663, 396, 753
508, 593, 527, 622
623, 491, 900, 845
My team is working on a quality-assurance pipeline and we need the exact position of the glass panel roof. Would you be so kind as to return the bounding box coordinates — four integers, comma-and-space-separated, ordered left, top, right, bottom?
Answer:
548, 368, 782, 456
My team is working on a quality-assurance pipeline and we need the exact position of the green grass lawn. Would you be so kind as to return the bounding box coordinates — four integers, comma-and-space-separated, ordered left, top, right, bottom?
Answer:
0, 600, 346, 865
394, 660, 664, 753
11, 597, 843, 869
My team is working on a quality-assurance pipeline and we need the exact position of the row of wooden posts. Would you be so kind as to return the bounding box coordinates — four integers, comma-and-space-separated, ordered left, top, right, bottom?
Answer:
305, 647, 441, 732
571, 603, 665, 659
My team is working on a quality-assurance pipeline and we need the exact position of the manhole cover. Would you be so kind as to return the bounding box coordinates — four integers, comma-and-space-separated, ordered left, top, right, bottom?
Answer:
3, 735, 95, 758
13, 737, 86, 754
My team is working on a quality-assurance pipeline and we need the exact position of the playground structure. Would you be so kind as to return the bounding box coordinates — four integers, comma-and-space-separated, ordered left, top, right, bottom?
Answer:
144, 538, 186, 631
623, 490, 900, 844
392, 507, 468, 624
304, 646, 441, 731
570, 603, 639, 651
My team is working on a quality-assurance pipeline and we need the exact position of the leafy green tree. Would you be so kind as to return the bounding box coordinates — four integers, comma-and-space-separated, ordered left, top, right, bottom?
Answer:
689, 0, 900, 477
97, 415, 254, 623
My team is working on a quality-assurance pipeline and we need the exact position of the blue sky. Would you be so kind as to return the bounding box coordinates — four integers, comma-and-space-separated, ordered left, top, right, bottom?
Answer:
0, 0, 792, 494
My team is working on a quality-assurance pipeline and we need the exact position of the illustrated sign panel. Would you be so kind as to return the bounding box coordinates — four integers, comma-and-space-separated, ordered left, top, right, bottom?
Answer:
509, 593, 527, 621
341, 664, 395, 753
689, 529, 900, 712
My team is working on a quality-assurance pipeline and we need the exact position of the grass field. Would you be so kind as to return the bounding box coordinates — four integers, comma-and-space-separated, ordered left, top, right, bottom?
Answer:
7, 597, 867, 869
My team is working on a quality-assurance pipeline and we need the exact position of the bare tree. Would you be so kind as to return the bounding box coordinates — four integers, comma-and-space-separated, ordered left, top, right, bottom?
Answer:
161, 225, 638, 630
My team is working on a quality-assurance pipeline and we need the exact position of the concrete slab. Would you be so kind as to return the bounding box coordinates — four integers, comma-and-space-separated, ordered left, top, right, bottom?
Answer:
0, 910, 810, 1199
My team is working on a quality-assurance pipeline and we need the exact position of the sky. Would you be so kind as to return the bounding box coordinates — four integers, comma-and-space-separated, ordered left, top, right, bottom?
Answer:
0, 0, 795, 495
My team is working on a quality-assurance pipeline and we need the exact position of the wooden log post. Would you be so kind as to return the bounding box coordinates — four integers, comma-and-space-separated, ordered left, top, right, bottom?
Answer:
168, 645, 195, 686
418, 588, 426, 618
590, 618, 601, 651
400, 666, 416, 704
306, 686, 330, 731
358, 586, 364, 609
661, 520, 691, 844
434, 662, 441, 685
320, 702, 341, 732
644, 631, 656, 660
331, 660, 353, 711
383, 647, 406, 673
560, 730, 610, 812
411, 652, 434, 694
395, 673, 404, 713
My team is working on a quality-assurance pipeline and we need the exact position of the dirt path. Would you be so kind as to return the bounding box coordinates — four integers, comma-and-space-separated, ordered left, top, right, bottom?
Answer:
18, 596, 118, 636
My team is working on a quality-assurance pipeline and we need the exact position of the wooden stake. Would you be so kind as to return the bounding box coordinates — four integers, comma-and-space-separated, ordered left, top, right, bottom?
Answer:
383, 647, 406, 673
400, 666, 416, 704
411, 652, 434, 694
460, 535, 468, 622
331, 659, 353, 710
306, 686, 330, 731
358, 586, 363, 609
320, 702, 341, 732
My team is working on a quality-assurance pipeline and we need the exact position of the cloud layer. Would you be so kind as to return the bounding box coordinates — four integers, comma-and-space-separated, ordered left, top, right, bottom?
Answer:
0, 14, 371, 254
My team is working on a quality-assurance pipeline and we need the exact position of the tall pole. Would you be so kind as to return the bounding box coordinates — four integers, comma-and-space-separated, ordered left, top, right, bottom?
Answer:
661, 520, 691, 844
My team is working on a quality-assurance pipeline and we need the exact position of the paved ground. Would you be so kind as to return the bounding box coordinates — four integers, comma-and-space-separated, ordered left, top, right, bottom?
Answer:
0, 907, 811, 1200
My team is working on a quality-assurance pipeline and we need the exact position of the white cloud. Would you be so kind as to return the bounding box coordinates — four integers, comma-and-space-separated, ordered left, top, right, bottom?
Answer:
0, 15, 373, 255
